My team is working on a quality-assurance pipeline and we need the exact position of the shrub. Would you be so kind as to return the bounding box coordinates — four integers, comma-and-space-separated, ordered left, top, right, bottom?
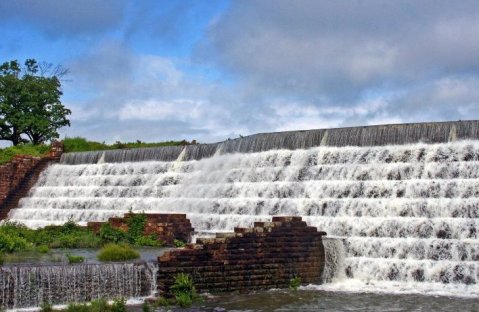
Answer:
97, 243, 140, 262
32, 222, 102, 249
66, 303, 90, 312
99, 223, 127, 244
170, 273, 197, 307
175, 292, 193, 308
110, 298, 127, 312
67, 254, 85, 264
154, 296, 172, 307
173, 239, 186, 248
37, 245, 49, 253
0, 231, 30, 253
289, 276, 301, 291
134, 235, 162, 247
125, 213, 147, 243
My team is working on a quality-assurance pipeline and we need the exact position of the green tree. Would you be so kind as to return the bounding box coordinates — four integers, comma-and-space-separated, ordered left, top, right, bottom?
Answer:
0, 59, 71, 145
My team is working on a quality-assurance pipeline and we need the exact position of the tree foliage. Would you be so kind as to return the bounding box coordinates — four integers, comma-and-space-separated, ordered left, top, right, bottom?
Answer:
0, 59, 71, 145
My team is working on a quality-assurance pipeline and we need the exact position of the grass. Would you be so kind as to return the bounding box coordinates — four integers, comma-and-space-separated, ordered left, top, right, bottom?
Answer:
40, 298, 126, 312
289, 276, 301, 291
0, 137, 192, 164
170, 273, 199, 308
173, 239, 186, 248
0, 143, 50, 165
66, 254, 85, 264
63, 137, 190, 153
97, 243, 140, 262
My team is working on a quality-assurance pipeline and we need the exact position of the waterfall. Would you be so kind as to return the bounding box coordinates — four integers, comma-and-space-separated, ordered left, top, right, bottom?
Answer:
59, 120, 479, 164
7, 138, 479, 297
0, 262, 157, 309
322, 238, 346, 283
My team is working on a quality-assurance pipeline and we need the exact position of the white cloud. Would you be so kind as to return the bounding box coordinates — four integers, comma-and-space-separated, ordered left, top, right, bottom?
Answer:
62, 1, 479, 143
119, 99, 204, 121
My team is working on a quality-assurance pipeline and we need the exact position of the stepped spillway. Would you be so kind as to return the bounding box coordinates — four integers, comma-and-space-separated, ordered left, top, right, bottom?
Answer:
6, 126, 479, 297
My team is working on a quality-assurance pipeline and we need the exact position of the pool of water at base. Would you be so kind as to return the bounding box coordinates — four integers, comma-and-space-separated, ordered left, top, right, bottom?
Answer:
140, 290, 479, 312
3, 247, 172, 265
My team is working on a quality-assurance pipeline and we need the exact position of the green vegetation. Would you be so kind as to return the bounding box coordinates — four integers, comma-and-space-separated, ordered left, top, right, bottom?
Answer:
63, 136, 191, 153
41, 302, 54, 312
98, 213, 162, 247
153, 296, 173, 307
170, 273, 199, 307
66, 254, 85, 264
0, 221, 101, 253
37, 245, 49, 253
289, 276, 301, 291
173, 239, 186, 248
0, 136, 193, 165
0, 59, 70, 146
97, 243, 140, 262
0, 143, 50, 164
0, 213, 163, 258
142, 302, 151, 312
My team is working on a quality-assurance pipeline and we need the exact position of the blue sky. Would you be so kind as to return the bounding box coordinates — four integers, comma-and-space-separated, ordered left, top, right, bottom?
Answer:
1, 0, 479, 144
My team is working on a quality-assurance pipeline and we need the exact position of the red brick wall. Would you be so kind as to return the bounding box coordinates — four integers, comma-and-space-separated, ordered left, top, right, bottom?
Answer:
157, 216, 326, 294
0, 156, 42, 204
0, 141, 63, 210
87, 213, 194, 246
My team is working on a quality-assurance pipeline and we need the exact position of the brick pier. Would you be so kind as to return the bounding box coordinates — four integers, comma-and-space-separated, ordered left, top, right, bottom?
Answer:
157, 216, 326, 294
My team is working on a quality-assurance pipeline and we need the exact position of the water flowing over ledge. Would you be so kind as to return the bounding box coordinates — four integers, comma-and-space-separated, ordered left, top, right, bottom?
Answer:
0, 262, 157, 309
7, 121, 479, 298
60, 120, 479, 164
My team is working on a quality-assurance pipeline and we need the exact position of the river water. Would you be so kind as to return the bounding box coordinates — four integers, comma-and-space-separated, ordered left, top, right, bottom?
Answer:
138, 290, 479, 312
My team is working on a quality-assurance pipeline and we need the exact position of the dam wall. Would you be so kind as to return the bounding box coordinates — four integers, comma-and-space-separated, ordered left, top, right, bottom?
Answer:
7, 121, 479, 297
60, 120, 479, 164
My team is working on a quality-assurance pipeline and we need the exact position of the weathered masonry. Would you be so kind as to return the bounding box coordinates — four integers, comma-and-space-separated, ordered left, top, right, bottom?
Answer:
0, 141, 63, 220
157, 216, 326, 294
88, 213, 193, 246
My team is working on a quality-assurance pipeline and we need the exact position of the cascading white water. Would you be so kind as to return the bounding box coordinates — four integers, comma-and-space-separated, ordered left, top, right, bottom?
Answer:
7, 140, 479, 297
0, 262, 157, 309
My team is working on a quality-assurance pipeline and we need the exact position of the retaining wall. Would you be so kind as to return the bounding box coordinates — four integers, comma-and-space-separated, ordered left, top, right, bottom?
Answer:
87, 213, 193, 246
157, 216, 326, 294
0, 142, 63, 219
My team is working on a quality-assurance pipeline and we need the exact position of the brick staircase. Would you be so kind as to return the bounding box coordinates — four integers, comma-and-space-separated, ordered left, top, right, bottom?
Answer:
0, 158, 52, 220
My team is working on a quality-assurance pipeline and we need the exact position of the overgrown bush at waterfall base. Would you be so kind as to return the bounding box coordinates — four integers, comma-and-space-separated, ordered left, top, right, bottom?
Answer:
0, 231, 30, 252
289, 276, 301, 291
170, 273, 199, 307
0, 221, 101, 253
0, 217, 162, 256
98, 214, 162, 247
97, 243, 140, 262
